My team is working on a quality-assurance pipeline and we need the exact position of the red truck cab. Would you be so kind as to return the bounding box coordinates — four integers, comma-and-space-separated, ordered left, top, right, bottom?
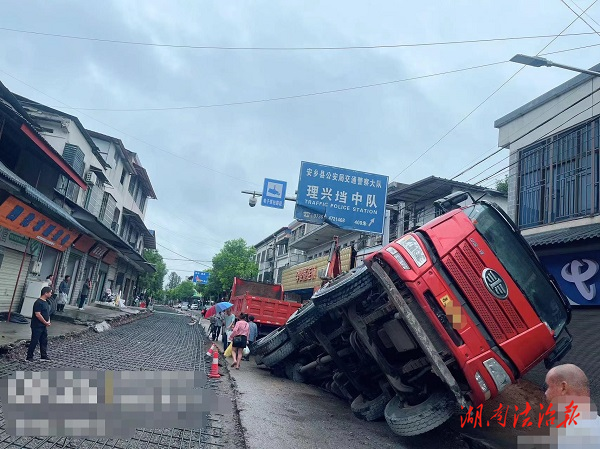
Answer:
365, 198, 572, 407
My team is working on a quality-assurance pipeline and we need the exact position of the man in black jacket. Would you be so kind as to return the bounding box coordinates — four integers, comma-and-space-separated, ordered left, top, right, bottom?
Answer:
27, 286, 52, 361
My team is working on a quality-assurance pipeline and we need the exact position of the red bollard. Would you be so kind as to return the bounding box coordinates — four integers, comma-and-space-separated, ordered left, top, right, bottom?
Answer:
208, 348, 221, 379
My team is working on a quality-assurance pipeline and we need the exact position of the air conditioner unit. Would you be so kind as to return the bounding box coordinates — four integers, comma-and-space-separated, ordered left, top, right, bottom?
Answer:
84, 171, 97, 185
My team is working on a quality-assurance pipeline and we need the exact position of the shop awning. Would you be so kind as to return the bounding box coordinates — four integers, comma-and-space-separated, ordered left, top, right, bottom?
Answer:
71, 209, 155, 273
122, 207, 151, 237
524, 223, 600, 248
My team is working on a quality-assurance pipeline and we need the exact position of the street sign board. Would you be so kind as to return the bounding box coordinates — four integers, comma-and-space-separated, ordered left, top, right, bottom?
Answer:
261, 178, 287, 209
294, 162, 389, 234
193, 271, 210, 284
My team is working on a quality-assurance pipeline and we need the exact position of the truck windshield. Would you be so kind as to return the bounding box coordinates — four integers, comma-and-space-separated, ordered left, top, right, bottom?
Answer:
463, 203, 567, 336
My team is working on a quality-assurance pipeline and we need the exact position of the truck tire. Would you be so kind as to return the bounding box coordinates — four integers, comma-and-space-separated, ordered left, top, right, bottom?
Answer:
254, 326, 290, 356
262, 339, 296, 368
351, 392, 391, 422
384, 390, 456, 436
312, 265, 374, 313
286, 302, 322, 334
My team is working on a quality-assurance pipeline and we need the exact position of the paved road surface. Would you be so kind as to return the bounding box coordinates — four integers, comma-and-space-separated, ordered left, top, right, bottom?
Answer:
0, 310, 243, 449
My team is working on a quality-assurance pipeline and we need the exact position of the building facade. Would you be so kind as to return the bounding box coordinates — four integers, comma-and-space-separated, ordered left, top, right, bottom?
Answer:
0, 80, 157, 316
494, 63, 600, 306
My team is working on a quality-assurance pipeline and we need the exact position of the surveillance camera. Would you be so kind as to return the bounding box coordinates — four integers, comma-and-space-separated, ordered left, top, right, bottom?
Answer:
249, 196, 257, 207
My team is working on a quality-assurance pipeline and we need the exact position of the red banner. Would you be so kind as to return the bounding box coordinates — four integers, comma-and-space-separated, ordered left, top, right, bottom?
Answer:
0, 196, 79, 251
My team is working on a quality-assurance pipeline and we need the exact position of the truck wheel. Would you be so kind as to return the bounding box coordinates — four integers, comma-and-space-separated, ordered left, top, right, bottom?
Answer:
312, 265, 374, 313
254, 326, 290, 356
351, 392, 391, 422
262, 340, 296, 368
384, 390, 456, 436
286, 302, 322, 334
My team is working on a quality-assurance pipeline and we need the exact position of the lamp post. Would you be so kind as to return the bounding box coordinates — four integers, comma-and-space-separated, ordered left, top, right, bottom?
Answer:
510, 54, 600, 77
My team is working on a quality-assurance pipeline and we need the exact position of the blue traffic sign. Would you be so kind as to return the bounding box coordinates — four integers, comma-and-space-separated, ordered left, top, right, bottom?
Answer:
261, 178, 287, 209
294, 162, 388, 234
193, 271, 210, 284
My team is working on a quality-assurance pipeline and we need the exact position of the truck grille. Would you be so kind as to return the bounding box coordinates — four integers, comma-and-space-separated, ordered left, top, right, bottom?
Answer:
442, 241, 527, 344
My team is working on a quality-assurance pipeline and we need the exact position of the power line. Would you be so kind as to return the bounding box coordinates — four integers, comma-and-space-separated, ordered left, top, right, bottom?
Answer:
39, 39, 600, 114
473, 93, 600, 186
561, 0, 600, 38
1, 26, 599, 51
389, 0, 597, 183
156, 243, 212, 269
48, 61, 508, 112
0, 69, 261, 188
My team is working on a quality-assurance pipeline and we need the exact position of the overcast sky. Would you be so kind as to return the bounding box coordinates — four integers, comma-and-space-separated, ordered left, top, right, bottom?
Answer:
2, 1, 600, 279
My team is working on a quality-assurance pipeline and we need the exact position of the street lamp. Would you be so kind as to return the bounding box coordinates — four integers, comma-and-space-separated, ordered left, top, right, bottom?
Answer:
510, 54, 600, 77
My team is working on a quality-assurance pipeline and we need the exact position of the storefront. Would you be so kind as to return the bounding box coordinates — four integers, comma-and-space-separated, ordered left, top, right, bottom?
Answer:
524, 224, 600, 307
281, 247, 353, 302
0, 195, 80, 312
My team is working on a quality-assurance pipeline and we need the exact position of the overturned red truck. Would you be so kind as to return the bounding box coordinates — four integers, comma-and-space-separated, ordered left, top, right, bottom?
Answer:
229, 277, 302, 337
253, 192, 572, 436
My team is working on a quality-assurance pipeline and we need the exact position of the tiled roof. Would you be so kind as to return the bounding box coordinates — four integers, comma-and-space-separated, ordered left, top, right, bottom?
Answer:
523, 223, 600, 247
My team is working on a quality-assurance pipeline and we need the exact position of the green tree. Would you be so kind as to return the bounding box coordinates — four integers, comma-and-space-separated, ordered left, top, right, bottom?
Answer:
137, 249, 167, 300
166, 272, 182, 290
206, 239, 258, 298
167, 280, 197, 302
495, 175, 508, 195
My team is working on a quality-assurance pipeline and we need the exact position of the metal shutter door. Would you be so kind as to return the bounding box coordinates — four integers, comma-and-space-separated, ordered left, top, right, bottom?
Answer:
0, 247, 31, 312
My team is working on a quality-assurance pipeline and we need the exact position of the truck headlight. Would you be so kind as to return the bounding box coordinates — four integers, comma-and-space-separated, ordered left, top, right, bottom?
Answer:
475, 371, 491, 400
396, 235, 427, 267
385, 247, 410, 270
483, 358, 511, 394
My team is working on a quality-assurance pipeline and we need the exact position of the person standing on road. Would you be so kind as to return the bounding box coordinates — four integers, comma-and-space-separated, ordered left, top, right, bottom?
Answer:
222, 308, 235, 348
26, 287, 52, 361
57, 275, 70, 312
229, 314, 250, 369
243, 315, 258, 361
78, 278, 91, 310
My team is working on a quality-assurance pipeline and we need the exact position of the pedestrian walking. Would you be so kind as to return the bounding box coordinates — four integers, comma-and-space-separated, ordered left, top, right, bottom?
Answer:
229, 314, 250, 369
78, 278, 91, 310
243, 315, 258, 361
222, 308, 235, 348
210, 313, 222, 341
26, 286, 52, 361
57, 275, 70, 312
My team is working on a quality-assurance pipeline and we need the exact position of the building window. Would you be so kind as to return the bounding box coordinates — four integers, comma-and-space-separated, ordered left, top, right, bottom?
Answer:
518, 118, 597, 228
128, 176, 136, 195
120, 168, 126, 185
99, 192, 109, 222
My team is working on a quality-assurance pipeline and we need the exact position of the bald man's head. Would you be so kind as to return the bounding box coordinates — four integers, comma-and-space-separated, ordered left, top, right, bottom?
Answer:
544, 364, 590, 404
